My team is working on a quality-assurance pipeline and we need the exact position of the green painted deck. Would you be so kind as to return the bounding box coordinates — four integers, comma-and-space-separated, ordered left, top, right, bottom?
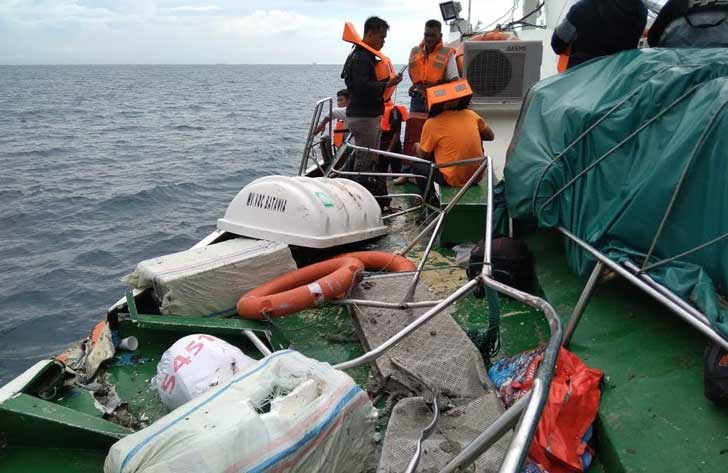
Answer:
528, 229, 728, 473
0, 448, 106, 473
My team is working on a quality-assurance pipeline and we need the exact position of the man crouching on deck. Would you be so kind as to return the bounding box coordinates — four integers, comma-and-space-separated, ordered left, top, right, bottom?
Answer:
411, 79, 494, 205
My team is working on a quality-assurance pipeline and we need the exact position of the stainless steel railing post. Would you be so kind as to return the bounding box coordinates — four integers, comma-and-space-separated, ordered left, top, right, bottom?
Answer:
562, 261, 604, 347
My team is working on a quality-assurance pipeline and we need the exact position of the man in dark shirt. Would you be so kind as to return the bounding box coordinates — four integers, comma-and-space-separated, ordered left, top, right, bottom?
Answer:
551, 0, 647, 69
648, 0, 728, 47
341, 16, 402, 205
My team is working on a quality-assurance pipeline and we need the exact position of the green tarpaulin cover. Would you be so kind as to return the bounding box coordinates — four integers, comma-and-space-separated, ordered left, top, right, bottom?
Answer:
504, 48, 728, 338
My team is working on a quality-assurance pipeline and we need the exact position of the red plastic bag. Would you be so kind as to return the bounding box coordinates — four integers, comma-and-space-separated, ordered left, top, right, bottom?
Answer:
528, 347, 603, 473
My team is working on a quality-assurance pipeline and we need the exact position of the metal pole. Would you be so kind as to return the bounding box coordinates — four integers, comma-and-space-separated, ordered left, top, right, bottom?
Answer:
380, 193, 425, 201
421, 163, 435, 206
641, 231, 728, 273
327, 98, 333, 158
383, 205, 423, 221
404, 213, 445, 302
324, 141, 354, 177
484, 156, 494, 277
300, 98, 330, 176
346, 143, 433, 165
624, 260, 711, 327
562, 261, 604, 347
243, 329, 272, 357
397, 211, 443, 257
439, 391, 532, 473
332, 171, 427, 180
330, 299, 442, 309
559, 227, 728, 351
405, 399, 439, 473
499, 379, 547, 473
472, 154, 563, 473
434, 157, 485, 168
362, 271, 418, 280
399, 159, 489, 257
481, 275, 562, 473
333, 279, 479, 370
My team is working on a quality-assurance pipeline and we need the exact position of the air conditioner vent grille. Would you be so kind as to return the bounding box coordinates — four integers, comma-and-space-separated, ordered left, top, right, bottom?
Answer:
467, 50, 525, 98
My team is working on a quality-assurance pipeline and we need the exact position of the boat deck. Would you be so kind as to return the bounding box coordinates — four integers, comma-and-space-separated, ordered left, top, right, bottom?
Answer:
3, 205, 726, 472
529, 229, 728, 473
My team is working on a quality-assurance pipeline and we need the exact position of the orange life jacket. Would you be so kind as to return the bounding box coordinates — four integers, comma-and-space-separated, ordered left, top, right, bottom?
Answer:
454, 29, 516, 76
342, 22, 396, 101
333, 119, 346, 148
426, 79, 473, 111
380, 103, 409, 132
408, 40, 454, 87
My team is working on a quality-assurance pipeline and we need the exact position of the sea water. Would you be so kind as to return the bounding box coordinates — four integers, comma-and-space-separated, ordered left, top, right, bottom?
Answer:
0, 64, 413, 384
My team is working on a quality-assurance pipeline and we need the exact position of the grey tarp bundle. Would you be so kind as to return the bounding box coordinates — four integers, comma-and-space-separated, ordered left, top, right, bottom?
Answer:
504, 48, 728, 338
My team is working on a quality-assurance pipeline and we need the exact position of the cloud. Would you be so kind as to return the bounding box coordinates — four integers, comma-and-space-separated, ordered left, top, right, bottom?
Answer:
220, 9, 338, 36
0, 0, 522, 64
169, 5, 220, 13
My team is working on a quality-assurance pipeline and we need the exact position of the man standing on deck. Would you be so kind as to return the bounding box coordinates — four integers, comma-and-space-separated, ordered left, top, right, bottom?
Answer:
407, 20, 459, 114
341, 16, 402, 206
551, 0, 647, 69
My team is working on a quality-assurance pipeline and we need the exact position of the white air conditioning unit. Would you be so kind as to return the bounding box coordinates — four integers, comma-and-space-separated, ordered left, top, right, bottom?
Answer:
463, 40, 542, 104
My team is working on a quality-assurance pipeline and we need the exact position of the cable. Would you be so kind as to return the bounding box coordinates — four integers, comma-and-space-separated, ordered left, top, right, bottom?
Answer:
479, 0, 519, 34
501, 1, 545, 31
473, 0, 546, 37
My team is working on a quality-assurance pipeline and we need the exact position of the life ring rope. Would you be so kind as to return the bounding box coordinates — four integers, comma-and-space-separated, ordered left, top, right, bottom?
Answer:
338, 251, 417, 273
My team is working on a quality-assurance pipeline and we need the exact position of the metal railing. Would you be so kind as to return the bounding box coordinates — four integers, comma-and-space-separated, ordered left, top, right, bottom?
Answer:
559, 227, 728, 351
299, 96, 334, 176
297, 101, 564, 472
330, 155, 563, 473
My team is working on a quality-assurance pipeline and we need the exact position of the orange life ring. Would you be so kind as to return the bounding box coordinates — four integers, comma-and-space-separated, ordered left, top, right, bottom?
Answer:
236, 251, 416, 320
338, 251, 417, 272
237, 257, 364, 320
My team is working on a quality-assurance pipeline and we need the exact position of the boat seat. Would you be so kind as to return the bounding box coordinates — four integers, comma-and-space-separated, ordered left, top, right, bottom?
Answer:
437, 182, 488, 246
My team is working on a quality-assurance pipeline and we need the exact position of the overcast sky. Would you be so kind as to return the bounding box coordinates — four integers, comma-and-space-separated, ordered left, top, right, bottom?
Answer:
0, 0, 524, 64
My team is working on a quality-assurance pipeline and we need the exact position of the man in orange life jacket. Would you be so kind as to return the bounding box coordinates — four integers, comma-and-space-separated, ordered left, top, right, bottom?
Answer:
377, 99, 409, 176
341, 16, 403, 204
408, 19, 459, 114
313, 89, 350, 149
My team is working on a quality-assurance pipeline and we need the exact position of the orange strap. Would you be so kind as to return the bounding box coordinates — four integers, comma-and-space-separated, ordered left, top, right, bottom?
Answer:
343, 22, 396, 100
557, 46, 571, 73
